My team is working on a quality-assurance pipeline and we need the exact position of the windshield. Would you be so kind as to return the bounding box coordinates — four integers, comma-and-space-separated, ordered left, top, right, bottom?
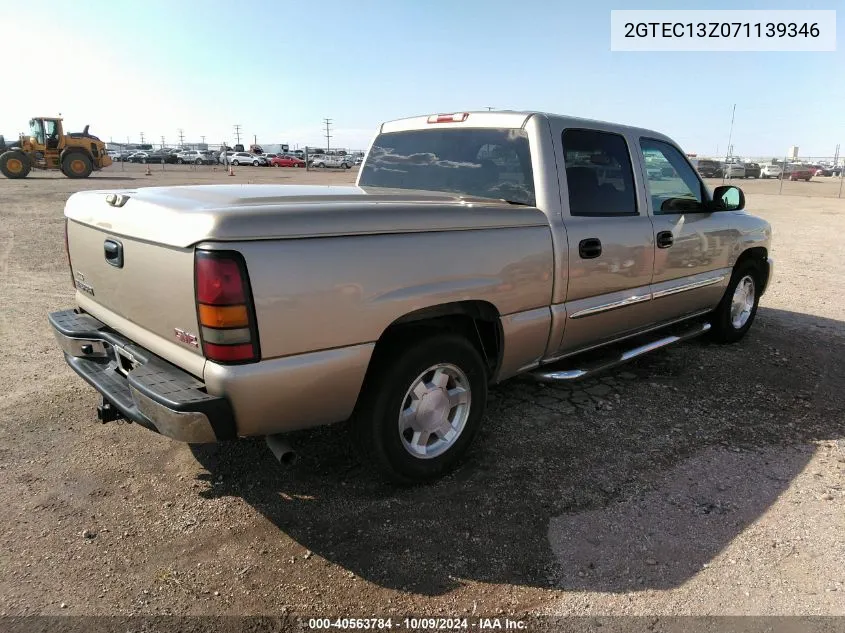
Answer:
358, 128, 535, 205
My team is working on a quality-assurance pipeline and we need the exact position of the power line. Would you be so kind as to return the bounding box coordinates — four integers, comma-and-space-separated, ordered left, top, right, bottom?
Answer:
233, 124, 242, 145
323, 118, 333, 151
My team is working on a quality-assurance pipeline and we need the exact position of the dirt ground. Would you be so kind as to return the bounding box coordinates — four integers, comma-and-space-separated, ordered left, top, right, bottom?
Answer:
0, 164, 843, 622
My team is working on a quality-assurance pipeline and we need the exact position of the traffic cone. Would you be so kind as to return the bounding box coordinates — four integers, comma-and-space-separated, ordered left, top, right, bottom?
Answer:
144, 163, 151, 176
228, 164, 235, 176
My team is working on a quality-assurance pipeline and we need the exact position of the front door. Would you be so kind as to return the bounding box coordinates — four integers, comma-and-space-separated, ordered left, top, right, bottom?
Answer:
552, 127, 656, 356
638, 138, 737, 323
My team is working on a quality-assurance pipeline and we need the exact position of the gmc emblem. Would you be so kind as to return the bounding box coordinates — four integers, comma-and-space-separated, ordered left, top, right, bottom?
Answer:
174, 328, 199, 347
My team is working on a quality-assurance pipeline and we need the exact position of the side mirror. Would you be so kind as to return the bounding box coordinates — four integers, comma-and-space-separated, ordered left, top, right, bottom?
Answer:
710, 185, 745, 211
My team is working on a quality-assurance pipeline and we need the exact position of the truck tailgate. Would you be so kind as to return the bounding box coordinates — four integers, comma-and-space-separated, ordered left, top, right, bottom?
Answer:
66, 219, 204, 376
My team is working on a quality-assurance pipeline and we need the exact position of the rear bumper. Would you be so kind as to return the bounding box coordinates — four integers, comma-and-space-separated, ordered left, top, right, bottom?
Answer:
49, 309, 235, 442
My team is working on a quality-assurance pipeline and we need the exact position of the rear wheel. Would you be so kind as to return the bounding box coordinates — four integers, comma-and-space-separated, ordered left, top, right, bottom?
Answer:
232, 160, 240, 166
352, 333, 488, 484
61, 152, 93, 178
0, 151, 31, 178
195, 158, 203, 165
709, 261, 762, 344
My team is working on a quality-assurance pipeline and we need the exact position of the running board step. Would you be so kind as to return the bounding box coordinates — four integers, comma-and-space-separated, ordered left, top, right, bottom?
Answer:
530, 321, 711, 382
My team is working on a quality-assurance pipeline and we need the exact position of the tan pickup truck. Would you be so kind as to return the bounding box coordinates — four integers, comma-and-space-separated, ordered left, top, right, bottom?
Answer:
49, 110, 773, 483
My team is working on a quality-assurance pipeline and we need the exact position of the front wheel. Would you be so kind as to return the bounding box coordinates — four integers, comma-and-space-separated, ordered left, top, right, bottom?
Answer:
253, 160, 259, 166
232, 160, 240, 166
195, 158, 202, 165
709, 261, 762, 344
352, 333, 488, 484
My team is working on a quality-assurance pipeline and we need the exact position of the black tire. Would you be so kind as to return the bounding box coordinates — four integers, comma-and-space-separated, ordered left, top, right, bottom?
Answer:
341, 163, 350, 170
0, 150, 31, 178
177, 158, 184, 164
232, 160, 240, 166
61, 152, 93, 179
252, 160, 259, 166
195, 158, 202, 165
352, 333, 488, 484
709, 260, 763, 344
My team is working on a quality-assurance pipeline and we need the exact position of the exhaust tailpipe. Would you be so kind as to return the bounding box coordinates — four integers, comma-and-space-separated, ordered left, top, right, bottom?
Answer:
265, 434, 297, 466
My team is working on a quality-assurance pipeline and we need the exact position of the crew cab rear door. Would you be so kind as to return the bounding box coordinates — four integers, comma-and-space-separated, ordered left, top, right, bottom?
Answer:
549, 123, 656, 356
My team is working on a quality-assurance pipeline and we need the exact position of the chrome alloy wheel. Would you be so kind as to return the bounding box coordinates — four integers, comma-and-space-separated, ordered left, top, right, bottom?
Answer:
398, 363, 471, 459
730, 274, 756, 329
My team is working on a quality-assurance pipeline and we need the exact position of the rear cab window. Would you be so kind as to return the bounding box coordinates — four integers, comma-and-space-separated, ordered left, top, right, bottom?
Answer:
358, 128, 536, 206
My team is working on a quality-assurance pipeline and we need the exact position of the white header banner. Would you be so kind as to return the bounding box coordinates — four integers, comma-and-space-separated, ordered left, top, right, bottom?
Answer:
610, 10, 836, 52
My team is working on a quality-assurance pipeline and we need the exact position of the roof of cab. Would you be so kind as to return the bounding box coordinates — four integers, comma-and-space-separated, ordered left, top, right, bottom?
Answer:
379, 110, 672, 143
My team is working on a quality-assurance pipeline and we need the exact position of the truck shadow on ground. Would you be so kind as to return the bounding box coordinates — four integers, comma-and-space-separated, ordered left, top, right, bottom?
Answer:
190, 307, 845, 596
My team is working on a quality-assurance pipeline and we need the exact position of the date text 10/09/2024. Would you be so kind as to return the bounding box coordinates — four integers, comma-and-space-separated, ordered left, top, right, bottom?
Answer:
307, 618, 527, 630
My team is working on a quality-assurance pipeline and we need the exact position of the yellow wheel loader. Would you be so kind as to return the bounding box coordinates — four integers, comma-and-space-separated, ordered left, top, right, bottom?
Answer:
0, 117, 112, 179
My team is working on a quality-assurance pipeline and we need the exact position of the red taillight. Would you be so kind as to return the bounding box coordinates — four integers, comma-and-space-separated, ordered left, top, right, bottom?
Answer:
64, 218, 75, 288
195, 251, 260, 364
196, 257, 245, 305
427, 112, 469, 124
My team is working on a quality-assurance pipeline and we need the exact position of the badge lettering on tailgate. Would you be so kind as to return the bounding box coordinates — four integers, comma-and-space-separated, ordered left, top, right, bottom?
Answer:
174, 328, 199, 347
75, 271, 95, 296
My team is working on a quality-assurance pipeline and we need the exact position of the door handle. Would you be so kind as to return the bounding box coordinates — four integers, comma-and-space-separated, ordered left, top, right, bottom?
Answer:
104, 239, 124, 268
656, 231, 674, 249
578, 238, 602, 259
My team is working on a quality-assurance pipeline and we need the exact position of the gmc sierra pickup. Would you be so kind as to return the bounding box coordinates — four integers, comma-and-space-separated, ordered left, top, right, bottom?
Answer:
49, 110, 773, 483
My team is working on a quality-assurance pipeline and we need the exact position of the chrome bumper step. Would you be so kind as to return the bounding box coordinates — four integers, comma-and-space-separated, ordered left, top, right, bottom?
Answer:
530, 321, 712, 382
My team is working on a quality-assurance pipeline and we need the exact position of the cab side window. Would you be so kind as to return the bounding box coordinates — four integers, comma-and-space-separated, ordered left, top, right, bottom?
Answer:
562, 129, 638, 217
640, 138, 705, 214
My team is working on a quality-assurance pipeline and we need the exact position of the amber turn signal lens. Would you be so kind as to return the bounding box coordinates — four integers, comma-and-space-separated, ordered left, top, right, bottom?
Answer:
198, 304, 249, 328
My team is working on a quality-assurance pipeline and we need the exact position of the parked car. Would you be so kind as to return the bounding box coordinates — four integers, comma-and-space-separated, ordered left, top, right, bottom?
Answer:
217, 151, 235, 165
744, 162, 761, 178
51, 110, 773, 483
783, 163, 813, 181
694, 159, 723, 178
128, 152, 149, 163
271, 155, 305, 168
310, 154, 353, 169
136, 150, 178, 164
759, 163, 782, 179
230, 152, 264, 166
723, 161, 746, 179
178, 150, 215, 165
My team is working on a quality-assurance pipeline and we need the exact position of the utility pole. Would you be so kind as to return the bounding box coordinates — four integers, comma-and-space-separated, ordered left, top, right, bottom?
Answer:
834, 143, 840, 166
485, 106, 495, 111
233, 124, 242, 145
723, 103, 736, 183
323, 118, 333, 151
201, 135, 206, 144
178, 129, 185, 146
160, 135, 166, 148
140, 132, 146, 145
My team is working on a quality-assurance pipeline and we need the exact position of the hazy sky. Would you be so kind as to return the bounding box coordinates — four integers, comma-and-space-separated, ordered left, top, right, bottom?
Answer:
1, 0, 842, 155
